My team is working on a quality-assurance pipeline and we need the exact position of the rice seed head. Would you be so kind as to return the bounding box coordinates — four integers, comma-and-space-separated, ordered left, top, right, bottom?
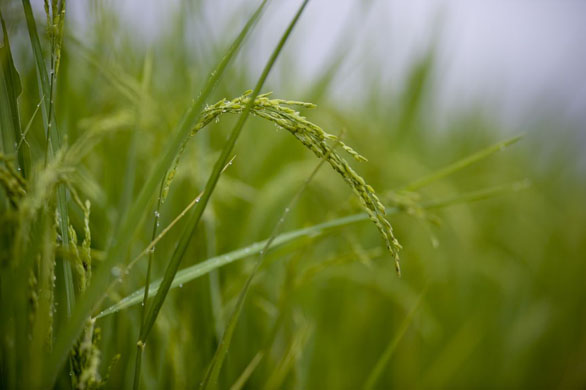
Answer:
185, 92, 402, 268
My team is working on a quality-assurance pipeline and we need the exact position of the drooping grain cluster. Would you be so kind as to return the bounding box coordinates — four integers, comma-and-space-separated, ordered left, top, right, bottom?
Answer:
163, 91, 402, 272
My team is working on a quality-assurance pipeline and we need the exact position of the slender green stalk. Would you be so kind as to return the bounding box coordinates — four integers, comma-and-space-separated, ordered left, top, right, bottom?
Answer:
46, 1, 268, 386
201, 115, 320, 390
207, 226, 225, 341
363, 287, 427, 390
263, 322, 313, 389
130, 51, 157, 390
21, 0, 75, 320
16, 96, 42, 152
138, 0, 310, 357
0, 9, 29, 176
133, 155, 236, 389
132, 180, 164, 390
230, 352, 264, 390
423, 180, 530, 210
403, 134, 524, 191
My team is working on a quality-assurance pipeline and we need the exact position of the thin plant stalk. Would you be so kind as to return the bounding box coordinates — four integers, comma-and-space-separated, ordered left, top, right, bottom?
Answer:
200, 157, 321, 387
403, 134, 524, 191
363, 287, 428, 390
21, 0, 75, 318
136, 0, 310, 363
201, 145, 330, 390
132, 180, 164, 390
229, 351, 265, 390
133, 156, 236, 389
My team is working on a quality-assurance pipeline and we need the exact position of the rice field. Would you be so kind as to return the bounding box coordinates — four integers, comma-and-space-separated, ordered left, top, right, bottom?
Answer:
1, 1, 585, 389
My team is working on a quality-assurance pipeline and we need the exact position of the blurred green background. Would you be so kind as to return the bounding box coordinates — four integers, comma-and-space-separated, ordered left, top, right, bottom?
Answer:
1, 0, 585, 388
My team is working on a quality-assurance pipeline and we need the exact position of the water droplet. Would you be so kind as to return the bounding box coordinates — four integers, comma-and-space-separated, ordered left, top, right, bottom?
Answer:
431, 237, 439, 248
111, 266, 122, 278
179, 284, 183, 288
141, 302, 145, 307
154, 211, 160, 218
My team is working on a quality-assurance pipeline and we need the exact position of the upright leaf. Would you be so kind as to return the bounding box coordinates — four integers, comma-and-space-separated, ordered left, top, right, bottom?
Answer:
0, 10, 28, 176
197, 3, 312, 389
21, 0, 75, 320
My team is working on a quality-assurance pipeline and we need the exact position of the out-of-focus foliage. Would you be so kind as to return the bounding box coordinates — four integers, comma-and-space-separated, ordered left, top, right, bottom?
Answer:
1, 1, 585, 389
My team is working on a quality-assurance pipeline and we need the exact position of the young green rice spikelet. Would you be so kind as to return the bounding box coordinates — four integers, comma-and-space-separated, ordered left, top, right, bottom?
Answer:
0, 155, 27, 207
43, 0, 66, 73
66, 196, 107, 390
162, 91, 402, 273
70, 318, 103, 390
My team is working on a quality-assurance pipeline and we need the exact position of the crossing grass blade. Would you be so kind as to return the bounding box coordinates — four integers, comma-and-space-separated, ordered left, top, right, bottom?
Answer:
45, 1, 269, 386
363, 287, 428, 390
200, 122, 319, 390
229, 351, 265, 390
95, 179, 529, 320
403, 134, 525, 191
136, 6, 311, 387
0, 9, 29, 175
133, 155, 237, 389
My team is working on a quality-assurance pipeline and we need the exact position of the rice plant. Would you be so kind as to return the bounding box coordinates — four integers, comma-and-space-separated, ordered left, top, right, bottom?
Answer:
2, 1, 585, 389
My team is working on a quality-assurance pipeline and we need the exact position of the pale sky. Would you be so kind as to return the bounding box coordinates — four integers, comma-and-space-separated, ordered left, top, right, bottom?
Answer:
66, 0, 586, 132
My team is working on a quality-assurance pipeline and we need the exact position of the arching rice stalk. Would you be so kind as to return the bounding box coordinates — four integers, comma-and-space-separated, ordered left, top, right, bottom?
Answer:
163, 91, 402, 273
